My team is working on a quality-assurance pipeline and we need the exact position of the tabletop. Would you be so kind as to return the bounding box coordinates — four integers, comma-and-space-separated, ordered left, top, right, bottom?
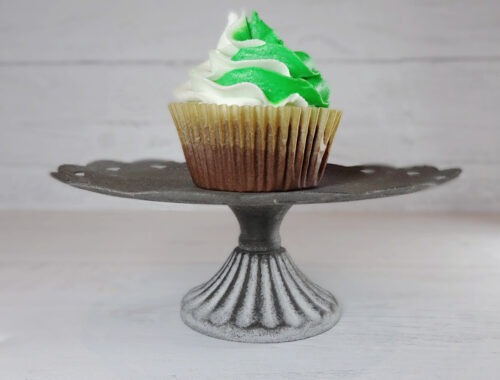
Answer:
1, 209, 498, 379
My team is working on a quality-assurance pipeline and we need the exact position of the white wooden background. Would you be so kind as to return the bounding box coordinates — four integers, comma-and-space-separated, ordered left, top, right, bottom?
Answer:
1, 0, 499, 211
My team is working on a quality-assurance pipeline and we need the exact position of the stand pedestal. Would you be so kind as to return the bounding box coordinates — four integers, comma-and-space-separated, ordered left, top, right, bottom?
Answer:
52, 160, 460, 343
181, 205, 339, 342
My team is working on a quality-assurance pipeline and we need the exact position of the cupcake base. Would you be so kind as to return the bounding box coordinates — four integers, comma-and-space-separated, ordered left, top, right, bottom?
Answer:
169, 103, 342, 192
180, 205, 341, 343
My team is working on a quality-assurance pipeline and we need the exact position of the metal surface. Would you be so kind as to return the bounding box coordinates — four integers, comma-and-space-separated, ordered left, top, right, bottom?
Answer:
182, 250, 340, 343
52, 160, 461, 206
51, 160, 460, 343
181, 204, 340, 343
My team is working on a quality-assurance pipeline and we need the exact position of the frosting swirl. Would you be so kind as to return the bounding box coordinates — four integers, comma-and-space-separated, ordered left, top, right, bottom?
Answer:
176, 12, 330, 108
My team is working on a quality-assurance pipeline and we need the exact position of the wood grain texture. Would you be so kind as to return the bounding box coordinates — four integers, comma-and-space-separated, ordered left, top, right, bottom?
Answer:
0, 0, 499, 210
1, 0, 499, 61
0, 210, 499, 379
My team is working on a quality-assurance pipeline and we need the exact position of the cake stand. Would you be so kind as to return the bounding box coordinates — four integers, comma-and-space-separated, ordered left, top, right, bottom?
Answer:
52, 160, 460, 343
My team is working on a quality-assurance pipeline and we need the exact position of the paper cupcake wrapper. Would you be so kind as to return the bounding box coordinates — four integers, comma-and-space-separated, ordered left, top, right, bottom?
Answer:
168, 103, 342, 192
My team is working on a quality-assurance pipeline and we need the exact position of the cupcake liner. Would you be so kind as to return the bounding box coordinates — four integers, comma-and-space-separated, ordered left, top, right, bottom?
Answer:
168, 103, 342, 192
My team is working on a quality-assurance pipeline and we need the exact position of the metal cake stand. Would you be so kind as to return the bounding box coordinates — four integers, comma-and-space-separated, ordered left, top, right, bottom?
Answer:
52, 160, 460, 343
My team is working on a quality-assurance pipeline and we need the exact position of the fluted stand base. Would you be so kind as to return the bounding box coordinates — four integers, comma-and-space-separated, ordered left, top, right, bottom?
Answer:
181, 247, 340, 343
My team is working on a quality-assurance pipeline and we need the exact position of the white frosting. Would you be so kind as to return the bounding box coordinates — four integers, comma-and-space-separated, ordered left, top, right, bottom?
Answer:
175, 12, 308, 107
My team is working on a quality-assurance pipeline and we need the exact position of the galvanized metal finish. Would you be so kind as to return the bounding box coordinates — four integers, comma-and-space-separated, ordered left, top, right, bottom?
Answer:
181, 204, 340, 342
52, 160, 460, 343
182, 248, 340, 343
52, 160, 461, 206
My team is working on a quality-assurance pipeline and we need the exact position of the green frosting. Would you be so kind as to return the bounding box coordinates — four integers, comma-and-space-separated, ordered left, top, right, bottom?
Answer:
215, 11, 329, 108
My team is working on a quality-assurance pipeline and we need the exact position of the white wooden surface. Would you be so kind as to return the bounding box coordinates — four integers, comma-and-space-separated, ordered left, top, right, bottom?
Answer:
0, 210, 499, 379
0, 0, 499, 211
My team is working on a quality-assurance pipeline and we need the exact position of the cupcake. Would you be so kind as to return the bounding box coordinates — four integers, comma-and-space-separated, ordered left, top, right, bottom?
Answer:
169, 11, 342, 192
